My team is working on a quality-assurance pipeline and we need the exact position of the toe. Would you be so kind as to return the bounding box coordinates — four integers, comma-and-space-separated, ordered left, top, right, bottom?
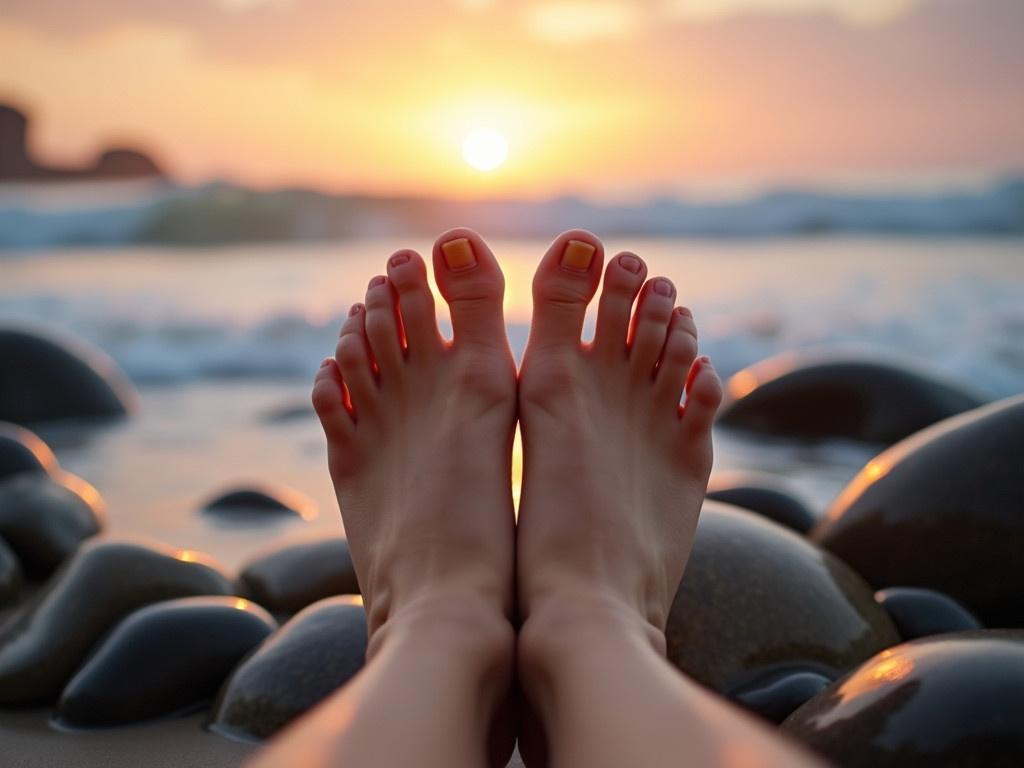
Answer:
681, 356, 722, 451
528, 229, 604, 350
432, 228, 508, 349
311, 358, 354, 441
363, 275, 405, 380
335, 303, 378, 415
386, 249, 443, 361
628, 277, 677, 377
593, 251, 647, 360
653, 307, 699, 406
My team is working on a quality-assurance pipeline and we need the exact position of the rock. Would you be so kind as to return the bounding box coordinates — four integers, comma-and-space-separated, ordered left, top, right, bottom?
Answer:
237, 537, 359, 615
202, 484, 316, 521
782, 631, 1024, 768
56, 596, 277, 727
211, 596, 367, 740
667, 502, 900, 700
732, 670, 832, 724
0, 537, 23, 603
875, 587, 981, 641
0, 472, 105, 578
812, 394, 1024, 627
706, 472, 816, 533
718, 352, 982, 443
0, 538, 233, 704
259, 401, 314, 424
0, 328, 136, 425
0, 422, 58, 480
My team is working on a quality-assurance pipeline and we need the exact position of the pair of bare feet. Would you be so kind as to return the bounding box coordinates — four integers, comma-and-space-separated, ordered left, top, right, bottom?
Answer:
260, 228, 811, 768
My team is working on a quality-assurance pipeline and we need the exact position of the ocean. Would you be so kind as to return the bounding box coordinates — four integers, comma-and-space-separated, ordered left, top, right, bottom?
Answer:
2, 236, 1022, 569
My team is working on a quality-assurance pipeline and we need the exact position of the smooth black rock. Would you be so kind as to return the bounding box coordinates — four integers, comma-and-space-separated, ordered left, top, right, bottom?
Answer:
202, 485, 316, 520
667, 502, 900, 699
0, 537, 23, 603
812, 394, 1024, 627
875, 587, 981, 641
0, 422, 58, 480
782, 631, 1024, 768
0, 327, 136, 425
211, 596, 367, 740
0, 538, 233, 704
0, 472, 105, 578
56, 596, 277, 727
732, 670, 832, 724
237, 537, 359, 615
706, 472, 817, 533
718, 352, 982, 443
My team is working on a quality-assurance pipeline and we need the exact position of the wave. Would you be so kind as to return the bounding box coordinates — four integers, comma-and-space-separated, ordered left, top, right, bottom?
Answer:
1, 179, 1023, 249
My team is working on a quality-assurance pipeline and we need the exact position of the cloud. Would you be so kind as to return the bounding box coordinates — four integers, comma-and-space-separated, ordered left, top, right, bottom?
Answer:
524, 2, 643, 43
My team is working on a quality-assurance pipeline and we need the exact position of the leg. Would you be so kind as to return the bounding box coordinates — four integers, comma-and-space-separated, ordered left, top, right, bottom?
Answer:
253, 229, 518, 768
516, 231, 822, 768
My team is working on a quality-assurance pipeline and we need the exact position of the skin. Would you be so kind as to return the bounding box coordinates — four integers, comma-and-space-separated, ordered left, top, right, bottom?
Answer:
253, 229, 821, 768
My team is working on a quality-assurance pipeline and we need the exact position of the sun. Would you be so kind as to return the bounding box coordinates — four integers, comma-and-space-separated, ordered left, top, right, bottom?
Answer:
462, 128, 508, 172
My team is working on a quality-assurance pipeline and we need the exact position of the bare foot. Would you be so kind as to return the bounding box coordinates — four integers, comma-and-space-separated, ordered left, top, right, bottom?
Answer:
516, 229, 722, 693
310, 228, 517, 760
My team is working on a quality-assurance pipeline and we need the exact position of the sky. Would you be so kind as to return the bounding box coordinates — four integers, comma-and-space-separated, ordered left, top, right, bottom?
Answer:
1, 0, 1022, 199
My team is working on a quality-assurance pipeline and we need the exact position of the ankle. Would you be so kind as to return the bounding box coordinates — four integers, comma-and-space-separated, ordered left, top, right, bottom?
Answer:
518, 589, 667, 686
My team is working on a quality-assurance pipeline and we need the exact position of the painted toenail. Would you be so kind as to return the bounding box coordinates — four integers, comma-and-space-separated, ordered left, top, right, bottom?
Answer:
619, 254, 641, 274
653, 279, 674, 297
368, 275, 387, 289
441, 238, 477, 270
561, 239, 596, 272
389, 252, 411, 267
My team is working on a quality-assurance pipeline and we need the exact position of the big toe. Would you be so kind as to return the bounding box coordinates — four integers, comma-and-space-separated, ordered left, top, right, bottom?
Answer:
528, 229, 604, 350
432, 228, 508, 349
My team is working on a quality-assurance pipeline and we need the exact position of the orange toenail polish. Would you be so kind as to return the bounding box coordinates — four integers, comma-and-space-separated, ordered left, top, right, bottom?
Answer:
653, 279, 674, 297
561, 240, 595, 272
368, 276, 386, 289
619, 254, 641, 273
389, 252, 411, 267
441, 238, 477, 270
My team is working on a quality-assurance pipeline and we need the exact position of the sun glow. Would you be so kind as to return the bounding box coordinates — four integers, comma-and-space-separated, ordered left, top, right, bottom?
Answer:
462, 128, 508, 172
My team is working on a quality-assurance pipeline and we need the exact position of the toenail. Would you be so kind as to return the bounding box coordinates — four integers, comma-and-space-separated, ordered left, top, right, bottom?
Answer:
675, 306, 693, 318
389, 252, 411, 267
368, 275, 387, 289
653, 279, 674, 297
561, 239, 596, 272
320, 357, 332, 368
618, 254, 642, 274
349, 303, 363, 316
441, 238, 477, 270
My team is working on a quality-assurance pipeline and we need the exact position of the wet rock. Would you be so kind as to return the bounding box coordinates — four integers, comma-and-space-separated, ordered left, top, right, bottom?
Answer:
875, 587, 981, 641
0, 422, 58, 480
0, 538, 233, 704
732, 670, 832, 724
782, 631, 1024, 768
667, 502, 900, 700
706, 472, 816, 533
202, 484, 316, 521
238, 536, 359, 615
0, 327, 136, 425
718, 352, 982, 444
56, 596, 277, 727
812, 394, 1024, 627
0, 537, 23, 603
0, 472, 105, 578
211, 596, 367, 740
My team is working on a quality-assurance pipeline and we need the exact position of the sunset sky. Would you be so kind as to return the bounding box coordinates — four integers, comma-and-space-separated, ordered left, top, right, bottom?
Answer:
1, 0, 1022, 199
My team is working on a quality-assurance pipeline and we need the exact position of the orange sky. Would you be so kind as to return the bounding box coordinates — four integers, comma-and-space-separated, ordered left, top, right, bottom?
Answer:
1, 0, 1022, 199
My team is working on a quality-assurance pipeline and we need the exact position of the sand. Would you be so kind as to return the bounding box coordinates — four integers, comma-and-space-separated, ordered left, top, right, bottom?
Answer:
0, 710, 257, 768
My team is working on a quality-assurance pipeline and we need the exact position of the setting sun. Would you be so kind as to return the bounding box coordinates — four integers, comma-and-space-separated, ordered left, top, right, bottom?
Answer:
462, 128, 508, 172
